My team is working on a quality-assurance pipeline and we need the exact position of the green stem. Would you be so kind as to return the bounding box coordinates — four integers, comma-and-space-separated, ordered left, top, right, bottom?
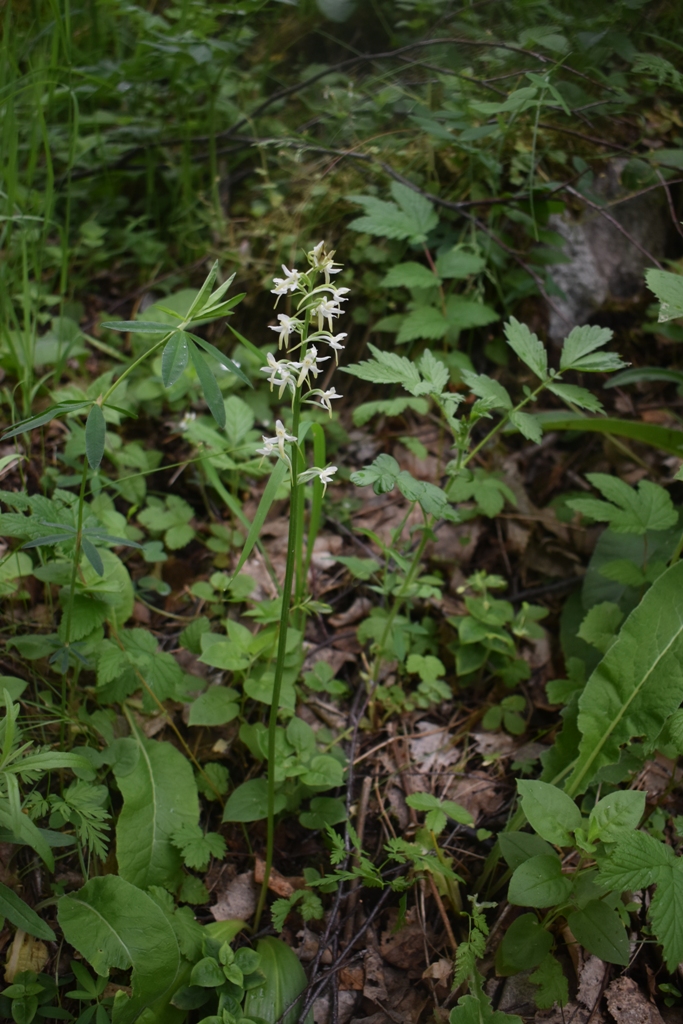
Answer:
254, 396, 304, 930
62, 457, 89, 649
462, 377, 549, 468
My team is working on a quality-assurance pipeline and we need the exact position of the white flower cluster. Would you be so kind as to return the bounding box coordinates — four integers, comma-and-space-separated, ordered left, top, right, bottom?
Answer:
255, 242, 346, 493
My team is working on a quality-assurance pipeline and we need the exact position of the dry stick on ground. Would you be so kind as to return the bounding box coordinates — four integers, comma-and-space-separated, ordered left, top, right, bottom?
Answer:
343, 773, 373, 944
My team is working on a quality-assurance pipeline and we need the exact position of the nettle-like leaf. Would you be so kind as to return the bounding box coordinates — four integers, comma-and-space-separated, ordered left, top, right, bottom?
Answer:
598, 830, 683, 969
460, 370, 512, 411
351, 455, 458, 521
344, 344, 421, 390
508, 410, 543, 443
447, 468, 517, 518
646, 267, 683, 322
381, 261, 441, 289
559, 324, 625, 373
567, 474, 677, 534
352, 396, 429, 428
170, 822, 226, 871
577, 602, 624, 654
504, 318, 548, 380
435, 248, 485, 279
565, 561, 683, 796
545, 381, 604, 413
396, 305, 449, 343
347, 181, 438, 244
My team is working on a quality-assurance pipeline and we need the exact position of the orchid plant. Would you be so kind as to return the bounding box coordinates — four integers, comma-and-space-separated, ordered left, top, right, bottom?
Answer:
253, 242, 347, 926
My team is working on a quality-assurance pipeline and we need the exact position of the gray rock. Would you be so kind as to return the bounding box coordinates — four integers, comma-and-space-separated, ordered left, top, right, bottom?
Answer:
546, 160, 669, 341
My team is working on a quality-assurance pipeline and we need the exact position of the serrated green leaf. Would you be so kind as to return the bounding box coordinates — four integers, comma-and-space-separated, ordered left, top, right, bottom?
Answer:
598, 559, 646, 587
396, 305, 449, 343
188, 687, 240, 726
504, 317, 548, 380
344, 344, 421, 389
566, 561, 683, 796
57, 875, 180, 1024
352, 397, 429, 428
568, 475, 677, 534
351, 453, 400, 493
546, 381, 604, 413
560, 325, 615, 370
461, 371, 512, 411
577, 602, 624, 654
529, 954, 569, 1010
161, 333, 189, 387
649, 863, 683, 969
85, 404, 106, 471
435, 249, 485, 279
646, 268, 683, 322
509, 410, 543, 443
381, 262, 440, 289
188, 342, 226, 427
445, 296, 499, 331
419, 349, 449, 394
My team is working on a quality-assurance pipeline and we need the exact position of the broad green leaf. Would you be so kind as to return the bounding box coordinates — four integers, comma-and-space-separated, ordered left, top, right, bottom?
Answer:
161, 333, 189, 387
566, 562, 683, 795
498, 832, 555, 870
101, 320, 174, 334
445, 296, 499, 331
508, 854, 572, 907
116, 724, 199, 890
598, 829, 670, 888
224, 395, 255, 442
188, 687, 240, 726
504, 318, 548, 380
517, 780, 582, 846
85, 404, 106, 471
649, 863, 683, 970
57, 875, 180, 1024
381, 262, 440, 289
0, 879, 55, 940
568, 474, 677, 534
567, 901, 629, 965
243, 937, 312, 1024
646, 268, 683, 322
347, 186, 437, 244
560, 325, 617, 371
499, 913, 552, 971
545, 382, 603, 413
222, 779, 287, 823
188, 342, 226, 428
588, 790, 645, 844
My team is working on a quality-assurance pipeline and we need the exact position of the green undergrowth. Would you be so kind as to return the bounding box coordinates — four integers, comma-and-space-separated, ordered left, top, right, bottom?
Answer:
3, 1, 683, 1022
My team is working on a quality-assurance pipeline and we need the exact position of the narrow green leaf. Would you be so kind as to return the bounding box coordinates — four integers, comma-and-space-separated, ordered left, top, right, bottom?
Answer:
522, 413, 683, 458
85, 404, 106, 471
188, 342, 226, 427
184, 260, 219, 321
0, 880, 55, 940
224, 459, 288, 587
605, 367, 683, 388
187, 332, 252, 387
1, 402, 91, 440
81, 537, 104, 577
566, 562, 683, 796
161, 333, 189, 387
101, 321, 175, 334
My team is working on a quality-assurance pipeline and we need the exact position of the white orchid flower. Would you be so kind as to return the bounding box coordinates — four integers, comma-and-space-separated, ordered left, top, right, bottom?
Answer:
305, 386, 342, 414
268, 313, 302, 350
297, 464, 338, 494
271, 265, 302, 302
260, 352, 296, 398
307, 241, 343, 282
291, 345, 330, 388
256, 420, 297, 465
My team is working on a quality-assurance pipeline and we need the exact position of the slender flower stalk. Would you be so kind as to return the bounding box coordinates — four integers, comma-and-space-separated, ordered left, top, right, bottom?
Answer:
254, 243, 347, 929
